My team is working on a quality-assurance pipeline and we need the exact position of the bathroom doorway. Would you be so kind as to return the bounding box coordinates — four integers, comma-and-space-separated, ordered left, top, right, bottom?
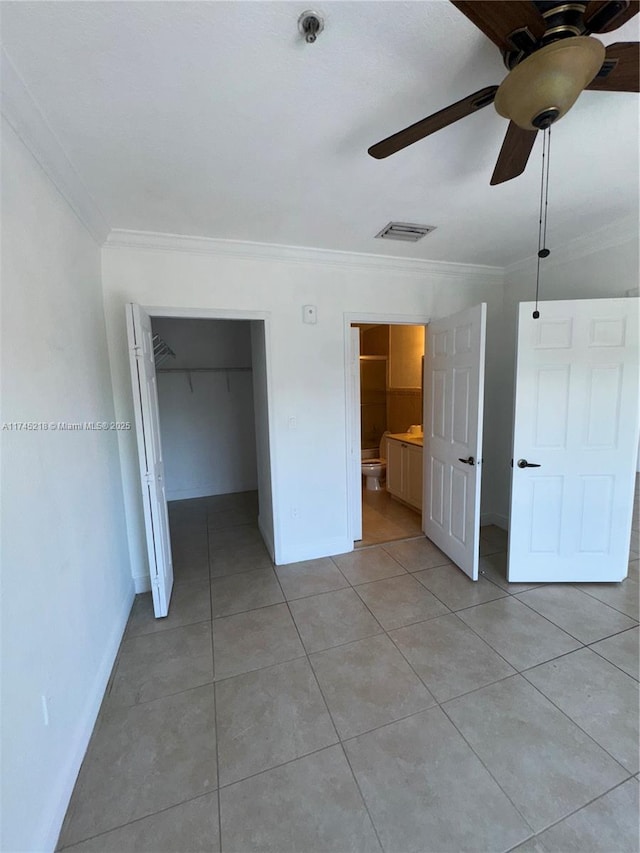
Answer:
349, 319, 428, 548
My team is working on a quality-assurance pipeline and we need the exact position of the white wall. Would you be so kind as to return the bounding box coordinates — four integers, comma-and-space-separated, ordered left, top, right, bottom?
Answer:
0, 119, 132, 852
151, 317, 257, 500
488, 223, 640, 522
101, 234, 505, 585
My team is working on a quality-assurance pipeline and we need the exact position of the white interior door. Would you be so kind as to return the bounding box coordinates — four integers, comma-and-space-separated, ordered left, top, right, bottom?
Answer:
508, 298, 639, 583
350, 327, 363, 541
126, 304, 174, 616
423, 304, 487, 579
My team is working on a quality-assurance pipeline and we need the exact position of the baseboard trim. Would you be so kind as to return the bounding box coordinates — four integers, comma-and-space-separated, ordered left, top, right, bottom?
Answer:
166, 483, 258, 502
481, 512, 509, 531
133, 573, 152, 594
39, 583, 135, 852
276, 536, 353, 566
258, 515, 275, 562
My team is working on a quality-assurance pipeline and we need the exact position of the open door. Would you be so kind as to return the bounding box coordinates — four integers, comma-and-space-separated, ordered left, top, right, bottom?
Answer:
508, 298, 639, 583
424, 304, 487, 579
126, 304, 173, 616
349, 327, 363, 542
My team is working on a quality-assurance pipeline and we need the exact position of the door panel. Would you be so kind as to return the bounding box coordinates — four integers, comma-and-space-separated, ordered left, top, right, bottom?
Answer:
424, 304, 487, 579
508, 298, 639, 582
126, 304, 173, 617
350, 328, 363, 541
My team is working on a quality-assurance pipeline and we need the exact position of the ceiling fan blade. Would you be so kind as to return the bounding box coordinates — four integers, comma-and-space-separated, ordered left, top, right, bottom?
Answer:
368, 87, 498, 159
490, 122, 538, 185
586, 41, 639, 90
584, 0, 639, 33
450, 1, 545, 51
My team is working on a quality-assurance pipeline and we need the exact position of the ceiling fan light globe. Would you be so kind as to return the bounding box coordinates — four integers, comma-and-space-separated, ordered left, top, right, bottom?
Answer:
494, 37, 606, 131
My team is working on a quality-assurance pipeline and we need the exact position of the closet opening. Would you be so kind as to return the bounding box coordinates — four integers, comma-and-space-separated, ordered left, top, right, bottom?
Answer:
128, 307, 276, 616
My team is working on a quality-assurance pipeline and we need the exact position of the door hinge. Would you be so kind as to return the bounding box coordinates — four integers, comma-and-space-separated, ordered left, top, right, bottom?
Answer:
131, 345, 142, 359
144, 471, 153, 484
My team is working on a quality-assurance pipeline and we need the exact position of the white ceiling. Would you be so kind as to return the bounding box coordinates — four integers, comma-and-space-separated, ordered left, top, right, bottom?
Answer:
1, 1, 638, 266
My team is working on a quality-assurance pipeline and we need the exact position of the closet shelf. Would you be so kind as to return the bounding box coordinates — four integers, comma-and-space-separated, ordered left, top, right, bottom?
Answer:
157, 367, 252, 373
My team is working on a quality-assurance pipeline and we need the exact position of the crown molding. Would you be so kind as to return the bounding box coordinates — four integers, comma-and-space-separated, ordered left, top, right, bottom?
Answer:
1, 47, 110, 245
505, 214, 639, 276
105, 229, 505, 282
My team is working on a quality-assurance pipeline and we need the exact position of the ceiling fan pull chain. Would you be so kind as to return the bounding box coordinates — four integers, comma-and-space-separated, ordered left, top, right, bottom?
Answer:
533, 127, 552, 320
542, 127, 552, 255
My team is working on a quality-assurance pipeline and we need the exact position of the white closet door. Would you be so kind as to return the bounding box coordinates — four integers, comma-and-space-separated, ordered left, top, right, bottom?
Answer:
126, 304, 173, 616
508, 298, 639, 583
424, 304, 487, 580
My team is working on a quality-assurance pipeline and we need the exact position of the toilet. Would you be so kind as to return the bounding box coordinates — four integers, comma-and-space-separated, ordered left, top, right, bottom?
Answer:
361, 432, 389, 491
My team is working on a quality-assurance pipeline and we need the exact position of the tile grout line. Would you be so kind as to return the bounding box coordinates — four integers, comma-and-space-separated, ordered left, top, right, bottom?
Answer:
503, 774, 639, 851
512, 588, 638, 646
437, 697, 538, 838
518, 666, 636, 776
75, 497, 637, 850
266, 562, 388, 852
57, 791, 221, 851
574, 581, 639, 621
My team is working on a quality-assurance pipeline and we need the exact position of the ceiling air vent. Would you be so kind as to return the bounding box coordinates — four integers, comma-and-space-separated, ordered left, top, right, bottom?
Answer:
375, 222, 436, 242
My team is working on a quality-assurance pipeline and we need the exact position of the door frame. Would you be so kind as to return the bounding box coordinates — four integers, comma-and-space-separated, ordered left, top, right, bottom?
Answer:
344, 312, 431, 545
142, 305, 280, 563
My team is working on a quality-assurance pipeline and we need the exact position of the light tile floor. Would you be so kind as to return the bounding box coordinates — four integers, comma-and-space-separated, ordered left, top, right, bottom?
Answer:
58, 489, 640, 852
359, 487, 422, 547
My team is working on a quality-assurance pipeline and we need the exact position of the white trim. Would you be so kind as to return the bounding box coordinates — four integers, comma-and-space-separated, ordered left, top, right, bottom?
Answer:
343, 312, 431, 553
505, 215, 639, 276
38, 585, 134, 852
1, 47, 110, 245
145, 306, 271, 321
258, 514, 275, 562
134, 574, 152, 594
142, 305, 280, 564
166, 484, 258, 502
106, 229, 504, 282
276, 536, 354, 566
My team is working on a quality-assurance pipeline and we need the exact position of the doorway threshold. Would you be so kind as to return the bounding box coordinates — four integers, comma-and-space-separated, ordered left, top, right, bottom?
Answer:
357, 488, 422, 548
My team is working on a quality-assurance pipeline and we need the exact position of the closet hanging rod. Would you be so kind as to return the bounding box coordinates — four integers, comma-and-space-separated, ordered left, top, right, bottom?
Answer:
157, 367, 252, 373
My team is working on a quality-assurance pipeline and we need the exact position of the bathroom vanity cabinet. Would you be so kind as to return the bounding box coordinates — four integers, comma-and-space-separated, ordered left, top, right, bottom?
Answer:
386, 435, 423, 511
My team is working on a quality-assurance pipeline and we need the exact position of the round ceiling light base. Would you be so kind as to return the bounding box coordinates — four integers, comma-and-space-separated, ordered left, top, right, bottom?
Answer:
494, 36, 606, 131
532, 107, 561, 129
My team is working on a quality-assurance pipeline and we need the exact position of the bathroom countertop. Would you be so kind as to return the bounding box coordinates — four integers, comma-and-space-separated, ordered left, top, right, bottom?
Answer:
387, 432, 423, 447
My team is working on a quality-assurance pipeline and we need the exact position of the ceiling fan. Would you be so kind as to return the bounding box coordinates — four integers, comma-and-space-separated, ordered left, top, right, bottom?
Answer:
368, 1, 639, 184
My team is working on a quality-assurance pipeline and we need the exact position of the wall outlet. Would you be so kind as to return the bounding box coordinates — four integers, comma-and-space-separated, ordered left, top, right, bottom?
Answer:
291, 506, 299, 519
302, 305, 317, 324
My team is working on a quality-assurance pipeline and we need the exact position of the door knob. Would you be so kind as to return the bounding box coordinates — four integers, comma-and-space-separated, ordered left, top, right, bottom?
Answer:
458, 456, 475, 465
517, 459, 541, 468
